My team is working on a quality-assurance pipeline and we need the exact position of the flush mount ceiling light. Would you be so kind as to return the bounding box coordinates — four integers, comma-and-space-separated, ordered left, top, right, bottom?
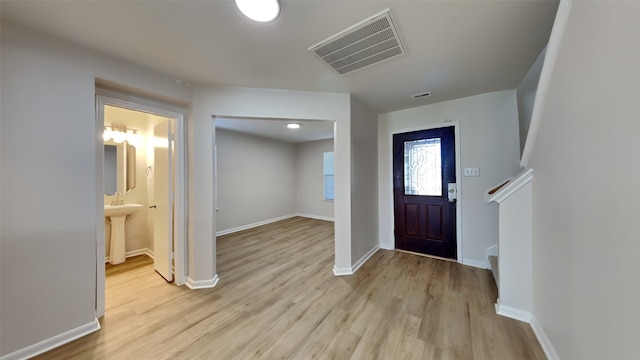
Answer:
234, 0, 280, 22
287, 123, 300, 129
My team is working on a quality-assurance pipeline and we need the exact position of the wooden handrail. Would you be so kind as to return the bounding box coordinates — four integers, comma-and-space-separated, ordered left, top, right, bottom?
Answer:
488, 180, 511, 195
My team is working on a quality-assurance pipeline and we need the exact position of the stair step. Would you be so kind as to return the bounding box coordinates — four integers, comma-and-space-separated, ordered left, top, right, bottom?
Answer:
488, 255, 499, 288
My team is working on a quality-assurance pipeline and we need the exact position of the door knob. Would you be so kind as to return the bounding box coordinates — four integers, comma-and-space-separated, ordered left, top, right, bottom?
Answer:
447, 183, 457, 203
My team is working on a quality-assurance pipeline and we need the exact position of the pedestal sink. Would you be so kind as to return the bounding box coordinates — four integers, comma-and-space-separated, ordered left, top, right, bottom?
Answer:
104, 204, 143, 265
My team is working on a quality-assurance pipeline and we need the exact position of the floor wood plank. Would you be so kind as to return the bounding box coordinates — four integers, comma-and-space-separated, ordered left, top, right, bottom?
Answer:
33, 217, 545, 359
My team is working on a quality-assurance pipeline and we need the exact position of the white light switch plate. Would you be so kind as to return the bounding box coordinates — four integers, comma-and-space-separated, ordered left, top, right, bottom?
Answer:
464, 167, 480, 177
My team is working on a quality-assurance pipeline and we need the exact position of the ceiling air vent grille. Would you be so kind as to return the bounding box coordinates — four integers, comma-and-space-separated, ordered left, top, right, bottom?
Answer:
308, 10, 405, 76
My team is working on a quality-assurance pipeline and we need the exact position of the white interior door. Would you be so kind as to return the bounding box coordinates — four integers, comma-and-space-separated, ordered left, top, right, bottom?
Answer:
153, 120, 173, 282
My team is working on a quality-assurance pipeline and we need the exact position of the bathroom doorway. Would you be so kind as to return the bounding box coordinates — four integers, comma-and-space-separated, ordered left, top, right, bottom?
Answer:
96, 90, 187, 317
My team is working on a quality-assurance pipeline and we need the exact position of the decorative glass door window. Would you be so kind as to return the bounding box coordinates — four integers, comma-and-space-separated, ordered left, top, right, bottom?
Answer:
403, 138, 442, 196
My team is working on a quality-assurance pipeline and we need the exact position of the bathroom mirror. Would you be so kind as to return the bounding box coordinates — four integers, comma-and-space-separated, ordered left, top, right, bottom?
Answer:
104, 141, 136, 195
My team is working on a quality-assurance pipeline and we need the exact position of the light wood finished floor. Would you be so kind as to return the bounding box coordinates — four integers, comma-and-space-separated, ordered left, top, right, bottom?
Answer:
35, 217, 545, 359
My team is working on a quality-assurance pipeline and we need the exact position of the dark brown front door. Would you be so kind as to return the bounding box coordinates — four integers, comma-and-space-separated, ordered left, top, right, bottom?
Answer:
393, 126, 457, 259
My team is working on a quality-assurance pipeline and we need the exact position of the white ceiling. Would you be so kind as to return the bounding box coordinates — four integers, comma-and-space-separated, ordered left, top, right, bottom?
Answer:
1, 0, 558, 142
215, 117, 334, 144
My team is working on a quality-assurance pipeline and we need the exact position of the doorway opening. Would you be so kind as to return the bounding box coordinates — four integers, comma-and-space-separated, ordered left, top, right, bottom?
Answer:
213, 116, 336, 273
96, 91, 187, 317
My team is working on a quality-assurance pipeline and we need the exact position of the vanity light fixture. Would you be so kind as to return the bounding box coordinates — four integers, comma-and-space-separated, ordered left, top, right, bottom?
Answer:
287, 123, 300, 129
234, 0, 280, 22
104, 124, 139, 144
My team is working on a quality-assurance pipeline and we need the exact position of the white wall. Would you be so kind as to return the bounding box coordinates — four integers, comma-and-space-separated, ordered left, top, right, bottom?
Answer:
349, 97, 379, 266
378, 90, 521, 266
496, 179, 532, 319
216, 131, 335, 231
296, 138, 334, 220
517, 46, 546, 156
216, 129, 296, 232
0, 21, 192, 357
528, 2, 640, 358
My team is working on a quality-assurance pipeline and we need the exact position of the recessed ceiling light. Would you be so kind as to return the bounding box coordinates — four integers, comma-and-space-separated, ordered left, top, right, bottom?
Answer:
287, 123, 300, 129
234, 0, 280, 22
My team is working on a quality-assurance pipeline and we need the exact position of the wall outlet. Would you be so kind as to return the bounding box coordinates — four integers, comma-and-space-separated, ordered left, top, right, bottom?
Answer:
464, 167, 480, 177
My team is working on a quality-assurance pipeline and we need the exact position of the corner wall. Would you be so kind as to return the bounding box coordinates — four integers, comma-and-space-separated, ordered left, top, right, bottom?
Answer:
349, 96, 379, 268
527, 2, 640, 358
378, 90, 521, 266
296, 139, 335, 220
215, 129, 297, 232
517, 47, 546, 156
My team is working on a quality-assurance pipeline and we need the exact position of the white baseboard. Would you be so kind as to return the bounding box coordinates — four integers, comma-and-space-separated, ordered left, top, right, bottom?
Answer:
485, 244, 498, 268
295, 213, 334, 222
379, 242, 394, 250
495, 299, 561, 360
333, 265, 353, 276
495, 302, 532, 323
462, 258, 488, 269
333, 246, 380, 276
485, 244, 498, 256
185, 274, 219, 289
495, 299, 560, 359
530, 315, 560, 360
105, 248, 154, 263
0, 318, 100, 360
216, 214, 296, 236
352, 245, 379, 273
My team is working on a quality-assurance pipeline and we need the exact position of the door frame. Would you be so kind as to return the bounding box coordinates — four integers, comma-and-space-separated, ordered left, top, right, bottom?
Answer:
95, 90, 187, 317
388, 121, 463, 262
